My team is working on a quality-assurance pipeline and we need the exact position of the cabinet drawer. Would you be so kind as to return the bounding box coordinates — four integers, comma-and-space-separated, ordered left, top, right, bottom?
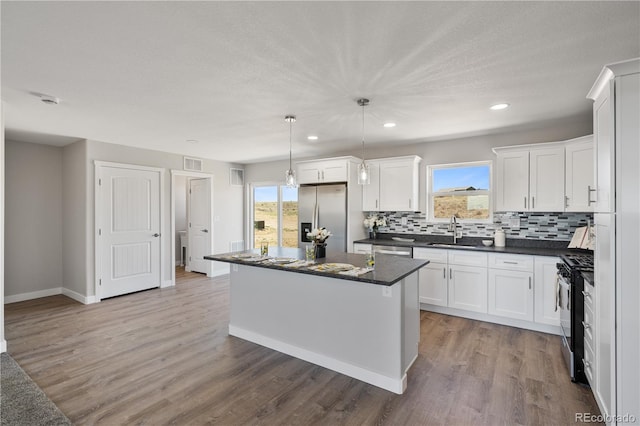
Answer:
583, 303, 595, 344
448, 250, 488, 267
413, 247, 447, 263
583, 340, 596, 387
583, 281, 595, 312
488, 253, 534, 272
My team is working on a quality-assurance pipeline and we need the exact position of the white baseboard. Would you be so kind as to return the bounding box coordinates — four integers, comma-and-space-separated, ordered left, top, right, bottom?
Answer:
229, 324, 406, 394
420, 304, 563, 336
209, 269, 230, 278
0, 339, 7, 353
62, 288, 97, 305
5, 287, 62, 304
161, 280, 174, 288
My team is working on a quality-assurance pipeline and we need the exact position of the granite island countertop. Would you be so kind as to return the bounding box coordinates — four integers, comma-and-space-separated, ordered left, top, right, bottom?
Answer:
356, 233, 593, 258
206, 247, 429, 286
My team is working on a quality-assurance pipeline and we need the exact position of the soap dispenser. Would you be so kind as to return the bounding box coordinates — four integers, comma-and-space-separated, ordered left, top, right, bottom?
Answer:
494, 228, 506, 247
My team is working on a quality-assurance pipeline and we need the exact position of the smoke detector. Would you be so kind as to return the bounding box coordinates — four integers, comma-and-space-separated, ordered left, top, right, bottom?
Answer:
39, 94, 60, 105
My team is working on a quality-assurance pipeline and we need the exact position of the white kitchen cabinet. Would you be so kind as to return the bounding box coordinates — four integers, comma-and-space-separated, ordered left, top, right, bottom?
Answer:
533, 256, 561, 326
583, 279, 596, 388
413, 248, 448, 307
449, 265, 488, 313
296, 158, 352, 184
592, 83, 614, 214
488, 268, 533, 321
494, 143, 566, 212
564, 135, 595, 212
362, 156, 421, 212
362, 161, 380, 211
353, 243, 372, 254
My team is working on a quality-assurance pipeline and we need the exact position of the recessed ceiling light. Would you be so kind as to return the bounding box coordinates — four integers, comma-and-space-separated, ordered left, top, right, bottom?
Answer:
490, 103, 510, 110
383, 122, 396, 128
186, 139, 199, 144
307, 135, 318, 141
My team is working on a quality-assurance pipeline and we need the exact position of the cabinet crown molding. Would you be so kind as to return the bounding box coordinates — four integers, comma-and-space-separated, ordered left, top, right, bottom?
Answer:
492, 135, 593, 155
295, 155, 361, 165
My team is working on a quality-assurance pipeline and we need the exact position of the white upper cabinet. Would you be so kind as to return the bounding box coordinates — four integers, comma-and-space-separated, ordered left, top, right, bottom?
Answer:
494, 138, 594, 213
591, 82, 615, 213
363, 156, 421, 212
565, 135, 595, 212
296, 157, 355, 184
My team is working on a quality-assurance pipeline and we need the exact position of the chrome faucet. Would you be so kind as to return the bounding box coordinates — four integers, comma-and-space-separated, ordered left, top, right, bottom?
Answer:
448, 215, 459, 244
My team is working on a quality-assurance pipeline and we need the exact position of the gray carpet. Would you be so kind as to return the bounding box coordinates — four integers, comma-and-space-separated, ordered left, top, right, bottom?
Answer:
1, 353, 71, 426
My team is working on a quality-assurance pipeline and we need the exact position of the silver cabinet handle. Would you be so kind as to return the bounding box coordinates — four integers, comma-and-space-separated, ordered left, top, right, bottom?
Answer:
152, 233, 160, 237
583, 358, 591, 369
565, 196, 570, 208
532, 196, 535, 209
524, 197, 527, 209
529, 277, 532, 290
202, 229, 209, 233
449, 268, 452, 279
317, 171, 320, 181
587, 185, 596, 206
443, 267, 446, 279
503, 261, 518, 265
581, 290, 592, 299
582, 320, 591, 330
322, 170, 325, 180
375, 199, 378, 209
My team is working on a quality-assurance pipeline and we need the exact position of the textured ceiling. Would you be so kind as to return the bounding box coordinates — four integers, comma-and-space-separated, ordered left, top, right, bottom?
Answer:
2, 1, 639, 164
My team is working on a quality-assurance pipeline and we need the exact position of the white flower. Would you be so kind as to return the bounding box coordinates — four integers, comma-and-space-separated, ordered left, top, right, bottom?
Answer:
363, 214, 387, 230
307, 227, 332, 244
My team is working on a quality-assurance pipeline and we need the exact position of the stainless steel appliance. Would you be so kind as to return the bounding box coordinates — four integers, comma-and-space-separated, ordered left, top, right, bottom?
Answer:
373, 245, 413, 257
557, 252, 594, 385
298, 184, 347, 252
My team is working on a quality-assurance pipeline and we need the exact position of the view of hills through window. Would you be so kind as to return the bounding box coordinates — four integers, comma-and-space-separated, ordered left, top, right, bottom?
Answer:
253, 186, 298, 248
431, 164, 491, 219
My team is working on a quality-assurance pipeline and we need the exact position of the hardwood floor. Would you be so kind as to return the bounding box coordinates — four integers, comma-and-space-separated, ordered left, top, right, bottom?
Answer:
5, 268, 601, 425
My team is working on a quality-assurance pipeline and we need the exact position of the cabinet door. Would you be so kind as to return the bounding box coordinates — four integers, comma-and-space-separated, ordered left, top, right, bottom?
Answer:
495, 151, 529, 211
297, 164, 321, 184
320, 161, 348, 183
533, 256, 561, 326
379, 160, 417, 211
488, 269, 534, 321
565, 137, 594, 212
593, 86, 614, 213
448, 265, 488, 313
418, 262, 448, 306
362, 162, 380, 211
529, 147, 565, 211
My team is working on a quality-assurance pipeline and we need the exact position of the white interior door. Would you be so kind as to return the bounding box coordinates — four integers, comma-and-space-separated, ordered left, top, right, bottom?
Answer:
187, 178, 212, 275
98, 165, 161, 298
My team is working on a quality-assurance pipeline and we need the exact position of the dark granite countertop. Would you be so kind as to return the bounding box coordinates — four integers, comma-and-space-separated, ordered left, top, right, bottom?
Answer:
206, 247, 428, 287
355, 233, 592, 258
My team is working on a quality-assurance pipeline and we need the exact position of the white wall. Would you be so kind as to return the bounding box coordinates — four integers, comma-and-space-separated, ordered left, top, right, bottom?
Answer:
5, 140, 63, 300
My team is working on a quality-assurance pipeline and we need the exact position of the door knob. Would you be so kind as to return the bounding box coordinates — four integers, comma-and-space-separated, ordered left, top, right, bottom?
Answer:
202, 229, 209, 233
152, 233, 160, 237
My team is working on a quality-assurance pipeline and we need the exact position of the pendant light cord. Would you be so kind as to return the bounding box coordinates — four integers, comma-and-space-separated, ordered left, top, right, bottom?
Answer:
289, 119, 293, 169
361, 102, 365, 161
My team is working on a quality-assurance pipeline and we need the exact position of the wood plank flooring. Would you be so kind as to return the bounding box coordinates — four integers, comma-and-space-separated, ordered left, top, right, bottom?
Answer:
5, 268, 601, 425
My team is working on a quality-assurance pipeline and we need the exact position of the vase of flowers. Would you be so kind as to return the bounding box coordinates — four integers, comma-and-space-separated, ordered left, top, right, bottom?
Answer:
363, 214, 387, 239
306, 227, 331, 258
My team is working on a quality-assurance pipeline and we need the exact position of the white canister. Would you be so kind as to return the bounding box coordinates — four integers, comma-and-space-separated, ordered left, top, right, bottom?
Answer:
494, 228, 506, 247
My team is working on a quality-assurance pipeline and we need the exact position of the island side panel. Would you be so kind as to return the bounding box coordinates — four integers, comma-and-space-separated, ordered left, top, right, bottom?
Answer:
402, 272, 420, 373
228, 265, 407, 393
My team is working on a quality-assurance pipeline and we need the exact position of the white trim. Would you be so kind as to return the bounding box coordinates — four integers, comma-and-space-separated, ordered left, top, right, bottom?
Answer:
209, 266, 230, 278
95, 161, 165, 302
5, 288, 62, 304
161, 280, 174, 288
420, 304, 562, 336
62, 288, 98, 305
170, 169, 215, 287
0, 339, 6, 353
229, 324, 407, 394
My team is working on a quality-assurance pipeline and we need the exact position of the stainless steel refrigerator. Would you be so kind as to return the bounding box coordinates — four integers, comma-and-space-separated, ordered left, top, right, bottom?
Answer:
298, 184, 347, 253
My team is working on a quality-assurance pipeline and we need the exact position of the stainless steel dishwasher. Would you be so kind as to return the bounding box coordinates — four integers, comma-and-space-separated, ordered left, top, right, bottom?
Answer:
373, 245, 413, 257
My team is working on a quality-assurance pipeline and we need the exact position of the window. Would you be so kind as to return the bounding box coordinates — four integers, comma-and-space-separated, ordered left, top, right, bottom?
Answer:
251, 184, 298, 248
427, 161, 492, 221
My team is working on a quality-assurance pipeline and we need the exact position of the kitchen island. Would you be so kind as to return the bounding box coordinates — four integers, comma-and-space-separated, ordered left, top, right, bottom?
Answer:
206, 248, 428, 394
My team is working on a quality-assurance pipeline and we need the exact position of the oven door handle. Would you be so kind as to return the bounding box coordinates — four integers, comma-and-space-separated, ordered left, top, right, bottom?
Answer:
558, 275, 571, 310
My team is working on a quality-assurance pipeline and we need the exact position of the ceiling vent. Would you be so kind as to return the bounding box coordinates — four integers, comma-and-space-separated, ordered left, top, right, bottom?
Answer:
183, 156, 203, 172
230, 168, 244, 186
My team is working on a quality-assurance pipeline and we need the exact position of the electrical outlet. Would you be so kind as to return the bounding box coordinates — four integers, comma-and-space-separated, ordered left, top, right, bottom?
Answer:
382, 286, 392, 297
401, 217, 408, 226
232, 264, 238, 272
509, 217, 521, 229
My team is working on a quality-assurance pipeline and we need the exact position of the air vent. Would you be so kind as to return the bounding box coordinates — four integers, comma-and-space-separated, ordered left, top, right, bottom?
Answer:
184, 156, 203, 172
230, 240, 245, 252
230, 168, 244, 186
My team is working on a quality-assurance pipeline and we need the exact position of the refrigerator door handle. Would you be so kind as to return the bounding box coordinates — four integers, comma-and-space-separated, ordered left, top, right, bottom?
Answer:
313, 202, 319, 230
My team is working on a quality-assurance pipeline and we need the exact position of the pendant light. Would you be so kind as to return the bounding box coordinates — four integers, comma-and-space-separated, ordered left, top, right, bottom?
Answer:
357, 98, 370, 185
284, 115, 298, 188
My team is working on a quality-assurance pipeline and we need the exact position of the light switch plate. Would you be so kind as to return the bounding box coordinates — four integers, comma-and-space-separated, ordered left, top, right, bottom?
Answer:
508, 217, 521, 229
401, 217, 408, 226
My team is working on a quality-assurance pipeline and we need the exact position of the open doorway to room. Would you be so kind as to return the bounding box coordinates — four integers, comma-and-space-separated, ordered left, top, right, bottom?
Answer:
249, 184, 298, 249
171, 171, 214, 285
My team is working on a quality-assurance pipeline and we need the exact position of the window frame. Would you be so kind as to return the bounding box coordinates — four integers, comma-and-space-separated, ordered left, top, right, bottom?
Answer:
426, 160, 493, 223
247, 182, 298, 249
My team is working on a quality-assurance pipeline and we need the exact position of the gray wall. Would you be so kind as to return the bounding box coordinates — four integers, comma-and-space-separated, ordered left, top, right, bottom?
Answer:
245, 114, 593, 213
1, 104, 5, 351
5, 140, 63, 298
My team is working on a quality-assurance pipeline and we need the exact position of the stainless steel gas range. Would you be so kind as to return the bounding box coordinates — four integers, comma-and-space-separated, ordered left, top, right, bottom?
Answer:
557, 252, 594, 385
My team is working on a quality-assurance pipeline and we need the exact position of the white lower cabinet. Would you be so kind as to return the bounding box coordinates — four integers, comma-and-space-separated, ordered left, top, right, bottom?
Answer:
449, 265, 488, 313
488, 268, 533, 321
533, 256, 561, 326
418, 262, 448, 307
